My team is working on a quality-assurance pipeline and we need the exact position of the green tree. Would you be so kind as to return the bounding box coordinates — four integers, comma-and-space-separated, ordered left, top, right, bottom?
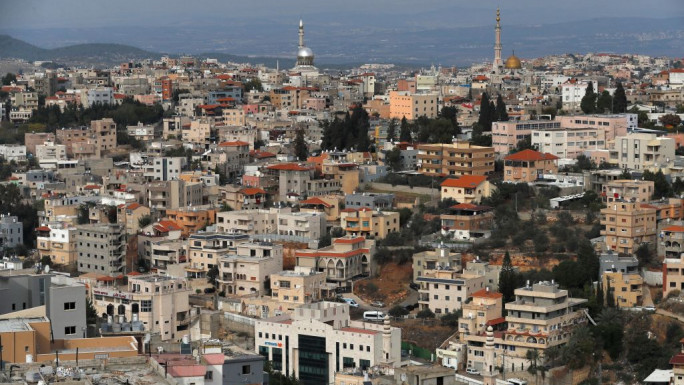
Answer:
86, 297, 98, 325
385, 147, 403, 171
478, 92, 494, 131
613, 82, 628, 113
495, 94, 509, 122
1, 73, 16, 85
213, 166, 228, 185
138, 215, 152, 229
643, 169, 672, 199
207, 265, 220, 288
416, 308, 435, 319
605, 281, 615, 308
659, 114, 682, 130
386, 118, 398, 142
243, 78, 263, 93
440, 309, 462, 328
389, 305, 409, 317
580, 81, 597, 114
399, 116, 412, 142
596, 91, 613, 114
293, 129, 308, 161
77, 204, 90, 225
107, 205, 118, 224
498, 251, 518, 303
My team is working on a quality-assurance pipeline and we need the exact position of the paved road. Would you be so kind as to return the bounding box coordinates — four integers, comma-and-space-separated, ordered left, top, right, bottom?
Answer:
343, 286, 419, 319
642, 285, 655, 307
656, 308, 684, 323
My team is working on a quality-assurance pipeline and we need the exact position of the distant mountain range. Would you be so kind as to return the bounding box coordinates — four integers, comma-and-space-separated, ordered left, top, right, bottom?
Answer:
1, 16, 683, 68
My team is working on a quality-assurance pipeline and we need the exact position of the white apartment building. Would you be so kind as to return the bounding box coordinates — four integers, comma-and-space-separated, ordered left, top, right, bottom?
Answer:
36, 142, 68, 166
255, 302, 401, 385
83, 87, 114, 107
0, 144, 26, 162
216, 207, 326, 241
609, 133, 675, 170
144, 157, 187, 181
0, 214, 23, 248
417, 268, 487, 315
561, 80, 592, 111
531, 127, 606, 159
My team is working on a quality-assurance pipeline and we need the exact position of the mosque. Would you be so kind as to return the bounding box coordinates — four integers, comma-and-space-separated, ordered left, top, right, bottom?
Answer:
291, 19, 319, 78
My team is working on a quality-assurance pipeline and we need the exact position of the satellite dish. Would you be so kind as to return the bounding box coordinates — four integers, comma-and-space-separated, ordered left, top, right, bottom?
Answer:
44, 265, 50, 274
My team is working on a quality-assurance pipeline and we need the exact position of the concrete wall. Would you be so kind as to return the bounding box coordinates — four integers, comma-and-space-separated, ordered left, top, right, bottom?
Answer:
368, 182, 438, 197
224, 312, 256, 336
47, 282, 87, 340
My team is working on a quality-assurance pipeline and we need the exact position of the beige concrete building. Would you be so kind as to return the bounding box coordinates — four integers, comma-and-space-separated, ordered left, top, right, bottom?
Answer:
503, 149, 559, 183
299, 195, 344, 221
602, 179, 654, 203
608, 133, 676, 171
91, 274, 191, 341
255, 302, 401, 384
76, 223, 126, 276
295, 236, 376, 289
602, 271, 643, 308
216, 241, 284, 296
412, 245, 462, 283
185, 233, 250, 277
184, 119, 212, 145
600, 201, 657, 254
340, 208, 400, 239
271, 267, 326, 305
216, 207, 326, 240
36, 222, 78, 266
440, 175, 494, 203
417, 142, 495, 177
417, 268, 487, 315
458, 289, 504, 339
389, 91, 439, 120
117, 202, 151, 235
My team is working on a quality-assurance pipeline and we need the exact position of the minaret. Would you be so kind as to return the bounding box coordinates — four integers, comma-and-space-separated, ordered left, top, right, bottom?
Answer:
493, 8, 503, 73
298, 19, 304, 49
482, 326, 499, 385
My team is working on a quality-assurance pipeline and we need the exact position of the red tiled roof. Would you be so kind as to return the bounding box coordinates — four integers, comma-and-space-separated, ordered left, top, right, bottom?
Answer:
486, 317, 506, 326
167, 365, 206, 378
472, 288, 503, 299
300, 197, 333, 208
97, 276, 115, 282
441, 175, 487, 188
266, 163, 311, 171
240, 187, 266, 195
451, 203, 491, 211
250, 150, 276, 159
127, 271, 142, 276
83, 184, 101, 190
203, 353, 226, 365
663, 225, 684, 233
126, 203, 141, 210
36, 226, 51, 232
504, 149, 559, 162
670, 353, 684, 365
218, 140, 249, 147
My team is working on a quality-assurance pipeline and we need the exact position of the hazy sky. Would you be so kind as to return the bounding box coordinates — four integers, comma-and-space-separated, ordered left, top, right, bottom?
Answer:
2, 0, 683, 30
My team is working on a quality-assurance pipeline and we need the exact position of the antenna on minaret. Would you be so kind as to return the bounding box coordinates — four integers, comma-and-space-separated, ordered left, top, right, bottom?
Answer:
493, 7, 502, 74
276, 60, 279, 72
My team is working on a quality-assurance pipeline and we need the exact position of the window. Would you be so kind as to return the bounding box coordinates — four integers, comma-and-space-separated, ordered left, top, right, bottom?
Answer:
242, 365, 251, 375
65, 326, 76, 335
141, 300, 152, 312
205, 371, 213, 380
64, 302, 76, 311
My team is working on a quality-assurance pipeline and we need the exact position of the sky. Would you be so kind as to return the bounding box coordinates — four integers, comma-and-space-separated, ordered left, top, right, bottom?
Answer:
2, 0, 683, 31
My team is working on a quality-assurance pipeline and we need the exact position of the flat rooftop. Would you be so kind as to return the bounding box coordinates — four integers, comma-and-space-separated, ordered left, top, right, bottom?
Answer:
0, 317, 47, 332
131, 274, 177, 282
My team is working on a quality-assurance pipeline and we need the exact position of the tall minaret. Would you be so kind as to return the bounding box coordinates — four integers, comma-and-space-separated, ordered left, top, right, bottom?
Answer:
482, 326, 499, 385
493, 8, 503, 73
298, 19, 304, 49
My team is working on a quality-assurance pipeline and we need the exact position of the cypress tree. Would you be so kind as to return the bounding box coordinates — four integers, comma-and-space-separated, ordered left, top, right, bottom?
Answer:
613, 82, 628, 113
580, 81, 597, 114
498, 251, 517, 304
399, 116, 412, 142
496, 94, 509, 121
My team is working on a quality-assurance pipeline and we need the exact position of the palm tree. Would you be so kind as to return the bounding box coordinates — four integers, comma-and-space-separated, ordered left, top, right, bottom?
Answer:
526, 348, 541, 385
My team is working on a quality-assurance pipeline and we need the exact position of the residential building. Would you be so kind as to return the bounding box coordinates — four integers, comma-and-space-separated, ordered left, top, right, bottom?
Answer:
344, 192, 394, 210
216, 241, 284, 296
271, 267, 326, 305
76, 223, 126, 276
11, 91, 39, 110
127, 121, 158, 141
602, 179, 654, 203
458, 288, 504, 340
145, 157, 187, 181
185, 233, 250, 278
412, 245, 462, 283
82, 87, 114, 107
440, 203, 494, 241
497, 281, 587, 371
25, 132, 56, 154
503, 149, 559, 183
662, 225, 684, 262
603, 271, 643, 308
266, 162, 342, 202
299, 196, 343, 221
166, 207, 217, 237
492, 119, 561, 155
216, 208, 326, 240
0, 144, 27, 162
320, 161, 360, 195
220, 186, 268, 211
531, 127, 606, 159
389, 91, 439, 120
255, 302, 401, 385
599, 251, 639, 280
609, 133, 676, 171
117, 202, 151, 235
295, 236, 376, 289
46, 274, 87, 340
92, 274, 191, 341
440, 175, 494, 203
392, 366, 456, 385
36, 222, 78, 266
600, 201, 657, 254
417, 268, 486, 315
340, 208, 400, 239
0, 214, 23, 248
669, 339, 684, 385
417, 142, 495, 177
146, 179, 203, 215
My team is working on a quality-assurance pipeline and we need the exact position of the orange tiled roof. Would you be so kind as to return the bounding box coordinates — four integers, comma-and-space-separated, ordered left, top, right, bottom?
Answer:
441, 175, 487, 188
334, 237, 366, 245
240, 187, 266, 195
218, 140, 249, 147
472, 288, 503, 299
266, 163, 311, 171
504, 149, 559, 162
663, 225, 684, 232
300, 197, 333, 208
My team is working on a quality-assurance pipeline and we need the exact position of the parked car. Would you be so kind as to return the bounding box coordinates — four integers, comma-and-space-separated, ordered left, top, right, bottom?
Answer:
371, 301, 385, 308
342, 298, 359, 308
363, 311, 386, 321
465, 367, 480, 375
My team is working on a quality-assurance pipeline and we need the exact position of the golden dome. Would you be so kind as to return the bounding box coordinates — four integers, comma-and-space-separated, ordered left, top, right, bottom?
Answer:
504, 54, 521, 69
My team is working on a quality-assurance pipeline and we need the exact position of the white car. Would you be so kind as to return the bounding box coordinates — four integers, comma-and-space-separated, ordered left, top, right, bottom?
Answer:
465, 367, 480, 375
343, 298, 359, 308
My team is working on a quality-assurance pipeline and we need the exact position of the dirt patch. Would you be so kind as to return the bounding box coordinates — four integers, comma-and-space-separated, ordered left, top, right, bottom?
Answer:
354, 262, 412, 305
393, 318, 455, 352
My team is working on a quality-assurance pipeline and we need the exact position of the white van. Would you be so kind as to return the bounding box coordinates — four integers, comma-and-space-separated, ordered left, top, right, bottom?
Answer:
363, 311, 385, 321
507, 379, 528, 385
